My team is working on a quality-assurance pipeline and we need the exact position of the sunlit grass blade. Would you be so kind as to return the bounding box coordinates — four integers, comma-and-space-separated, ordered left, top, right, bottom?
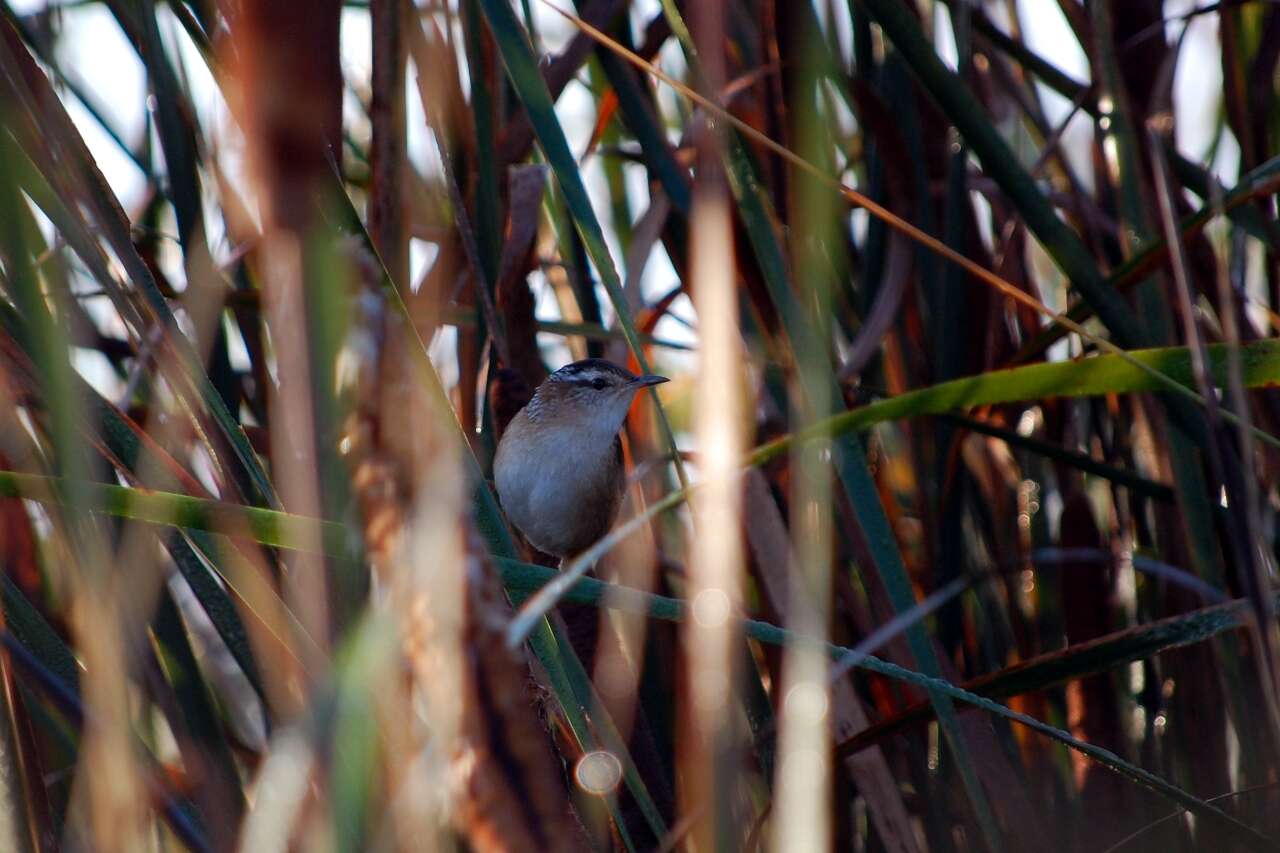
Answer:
752, 339, 1280, 464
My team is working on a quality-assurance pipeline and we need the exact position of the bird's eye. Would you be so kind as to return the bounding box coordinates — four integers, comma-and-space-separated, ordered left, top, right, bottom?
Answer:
591, 377, 609, 390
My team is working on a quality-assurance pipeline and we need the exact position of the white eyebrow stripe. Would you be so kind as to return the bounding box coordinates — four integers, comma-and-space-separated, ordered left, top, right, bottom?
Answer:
554, 371, 608, 384
550, 365, 625, 384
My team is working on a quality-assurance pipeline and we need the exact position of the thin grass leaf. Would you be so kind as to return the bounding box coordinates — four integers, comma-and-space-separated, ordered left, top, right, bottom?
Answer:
752, 339, 1280, 464
940, 413, 1176, 502
0, 2, 153, 178
527, 617, 663, 846
1, 575, 80, 696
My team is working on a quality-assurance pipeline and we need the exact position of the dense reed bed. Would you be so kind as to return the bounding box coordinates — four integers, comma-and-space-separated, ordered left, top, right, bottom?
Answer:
0, 0, 1278, 850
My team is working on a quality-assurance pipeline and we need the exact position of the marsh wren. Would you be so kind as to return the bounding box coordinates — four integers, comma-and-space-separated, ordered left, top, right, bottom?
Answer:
494, 359, 668, 559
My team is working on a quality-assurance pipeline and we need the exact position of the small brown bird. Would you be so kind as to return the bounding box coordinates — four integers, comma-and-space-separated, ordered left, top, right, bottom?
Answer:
494, 359, 668, 559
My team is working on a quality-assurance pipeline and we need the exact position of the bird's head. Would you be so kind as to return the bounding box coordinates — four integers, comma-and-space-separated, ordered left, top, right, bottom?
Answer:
525, 358, 668, 435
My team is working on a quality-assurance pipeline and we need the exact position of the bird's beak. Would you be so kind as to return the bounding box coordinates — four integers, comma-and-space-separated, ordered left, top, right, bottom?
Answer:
632, 374, 669, 388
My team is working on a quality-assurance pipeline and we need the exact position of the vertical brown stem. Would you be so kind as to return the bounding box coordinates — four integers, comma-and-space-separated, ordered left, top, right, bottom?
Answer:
227, 0, 344, 654
370, 0, 409, 288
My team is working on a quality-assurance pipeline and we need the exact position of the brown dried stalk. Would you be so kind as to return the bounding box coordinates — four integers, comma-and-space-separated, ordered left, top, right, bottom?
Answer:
341, 253, 585, 851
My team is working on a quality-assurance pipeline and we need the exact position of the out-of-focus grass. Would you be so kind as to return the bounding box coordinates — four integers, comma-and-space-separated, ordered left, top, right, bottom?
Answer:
0, 1, 1278, 851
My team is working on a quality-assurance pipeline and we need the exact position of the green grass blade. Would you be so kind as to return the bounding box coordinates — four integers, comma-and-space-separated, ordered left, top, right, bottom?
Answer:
571, 0, 692, 216
1, 575, 81, 695
940, 413, 1175, 502
753, 339, 1280, 464
170, 531, 267, 698
524, 613, 663, 845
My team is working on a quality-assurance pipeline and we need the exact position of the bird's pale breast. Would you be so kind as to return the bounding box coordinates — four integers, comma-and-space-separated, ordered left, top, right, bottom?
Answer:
494, 413, 625, 558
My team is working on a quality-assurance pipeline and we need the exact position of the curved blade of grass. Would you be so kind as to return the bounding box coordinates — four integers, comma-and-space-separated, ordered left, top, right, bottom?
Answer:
835, 594, 1264, 759
1031, 548, 1227, 605
497, 559, 1275, 850
476, 0, 688, 489
0, 471, 349, 554
1099, 782, 1280, 853
752, 339, 1280, 464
